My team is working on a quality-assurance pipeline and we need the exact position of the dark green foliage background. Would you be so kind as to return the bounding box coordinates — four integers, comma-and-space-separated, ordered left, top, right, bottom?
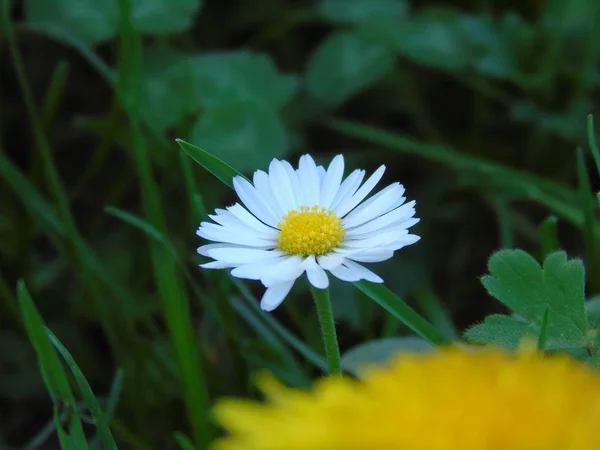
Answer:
2, 0, 600, 447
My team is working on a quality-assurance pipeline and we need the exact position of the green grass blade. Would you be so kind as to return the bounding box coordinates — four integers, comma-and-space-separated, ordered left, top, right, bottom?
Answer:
174, 433, 196, 450
105, 206, 180, 258
539, 216, 561, 257
576, 147, 600, 293
179, 151, 208, 228
46, 329, 118, 450
587, 114, 600, 177
324, 117, 575, 199
41, 60, 69, 132
17, 280, 87, 447
115, 0, 212, 445
104, 369, 125, 422
2, 0, 76, 238
354, 281, 450, 346
0, 152, 66, 236
176, 139, 249, 189
232, 279, 328, 371
414, 290, 458, 340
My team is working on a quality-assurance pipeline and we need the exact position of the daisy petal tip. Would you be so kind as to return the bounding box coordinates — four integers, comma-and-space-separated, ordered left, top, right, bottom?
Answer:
370, 274, 384, 283
259, 281, 295, 312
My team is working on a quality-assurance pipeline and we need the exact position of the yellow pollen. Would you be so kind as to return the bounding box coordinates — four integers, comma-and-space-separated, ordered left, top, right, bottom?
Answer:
277, 205, 345, 256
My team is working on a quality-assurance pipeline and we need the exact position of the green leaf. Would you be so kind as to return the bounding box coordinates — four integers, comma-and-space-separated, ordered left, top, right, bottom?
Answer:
341, 337, 432, 375
46, 329, 117, 450
585, 296, 600, 327
354, 281, 450, 346
25, 0, 116, 45
306, 30, 395, 105
464, 314, 535, 350
482, 249, 588, 347
392, 8, 482, 71
25, 0, 202, 45
132, 0, 202, 35
189, 101, 290, 172
176, 139, 246, 189
137, 46, 197, 131
586, 356, 600, 370
191, 51, 297, 110
17, 281, 88, 447
318, 0, 409, 23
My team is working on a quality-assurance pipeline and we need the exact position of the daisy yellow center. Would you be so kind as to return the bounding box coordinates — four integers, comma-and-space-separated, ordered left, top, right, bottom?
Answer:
277, 205, 345, 256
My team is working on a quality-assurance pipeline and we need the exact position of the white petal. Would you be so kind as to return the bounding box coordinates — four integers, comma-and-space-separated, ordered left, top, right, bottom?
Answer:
350, 217, 420, 240
281, 160, 303, 207
343, 260, 384, 283
227, 204, 279, 236
230, 258, 284, 280
336, 165, 386, 217
253, 170, 285, 220
317, 165, 327, 185
199, 261, 237, 269
261, 255, 304, 287
329, 264, 362, 282
201, 213, 277, 241
320, 155, 344, 209
383, 234, 421, 250
269, 159, 297, 215
331, 169, 365, 212
197, 223, 275, 247
345, 250, 394, 263
345, 201, 416, 237
205, 247, 283, 264
302, 255, 329, 289
260, 281, 295, 312
298, 154, 320, 206
233, 176, 280, 228
197, 243, 239, 257
316, 253, 346, 270
343, 229, 409, 249
342, 183, 405, 229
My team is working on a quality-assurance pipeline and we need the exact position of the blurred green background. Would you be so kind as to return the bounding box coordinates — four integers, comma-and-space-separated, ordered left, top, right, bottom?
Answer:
2, 0, 600, 448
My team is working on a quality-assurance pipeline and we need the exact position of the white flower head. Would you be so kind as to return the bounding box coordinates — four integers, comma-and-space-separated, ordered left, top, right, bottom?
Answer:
197, 154, 420, 311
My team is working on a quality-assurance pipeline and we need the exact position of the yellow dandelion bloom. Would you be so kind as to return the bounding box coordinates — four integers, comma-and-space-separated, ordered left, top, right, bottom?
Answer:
212, 346, 600, 450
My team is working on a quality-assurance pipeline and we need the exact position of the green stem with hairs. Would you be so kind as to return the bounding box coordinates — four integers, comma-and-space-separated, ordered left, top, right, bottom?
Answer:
311, 287, 341, 374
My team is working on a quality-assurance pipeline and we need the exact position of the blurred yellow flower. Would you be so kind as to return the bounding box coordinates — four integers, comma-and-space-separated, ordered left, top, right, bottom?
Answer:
212, 346, 600, 450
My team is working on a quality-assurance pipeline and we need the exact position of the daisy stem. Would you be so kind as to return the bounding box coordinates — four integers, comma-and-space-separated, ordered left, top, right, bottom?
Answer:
310, 287, 341, 374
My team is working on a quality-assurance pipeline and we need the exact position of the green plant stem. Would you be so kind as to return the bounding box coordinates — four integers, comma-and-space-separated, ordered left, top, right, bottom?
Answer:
310, 287, 341, 375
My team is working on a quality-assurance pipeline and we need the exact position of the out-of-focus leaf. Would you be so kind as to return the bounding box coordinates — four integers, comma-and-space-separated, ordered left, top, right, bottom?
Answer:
392, 9, 482, 70
189, 101, 289, 172
138, 46, 197, 131
306, 30, 395, 105
191, 51, 297, 110
341, 337, 432, 376
132, 0, 202, 35
25, 0, 202, 45
318, 0, 409, 23
25, 0, 116, 45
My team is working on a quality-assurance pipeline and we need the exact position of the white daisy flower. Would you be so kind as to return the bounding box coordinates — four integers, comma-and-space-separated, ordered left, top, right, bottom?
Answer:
197, 154, 420, 312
